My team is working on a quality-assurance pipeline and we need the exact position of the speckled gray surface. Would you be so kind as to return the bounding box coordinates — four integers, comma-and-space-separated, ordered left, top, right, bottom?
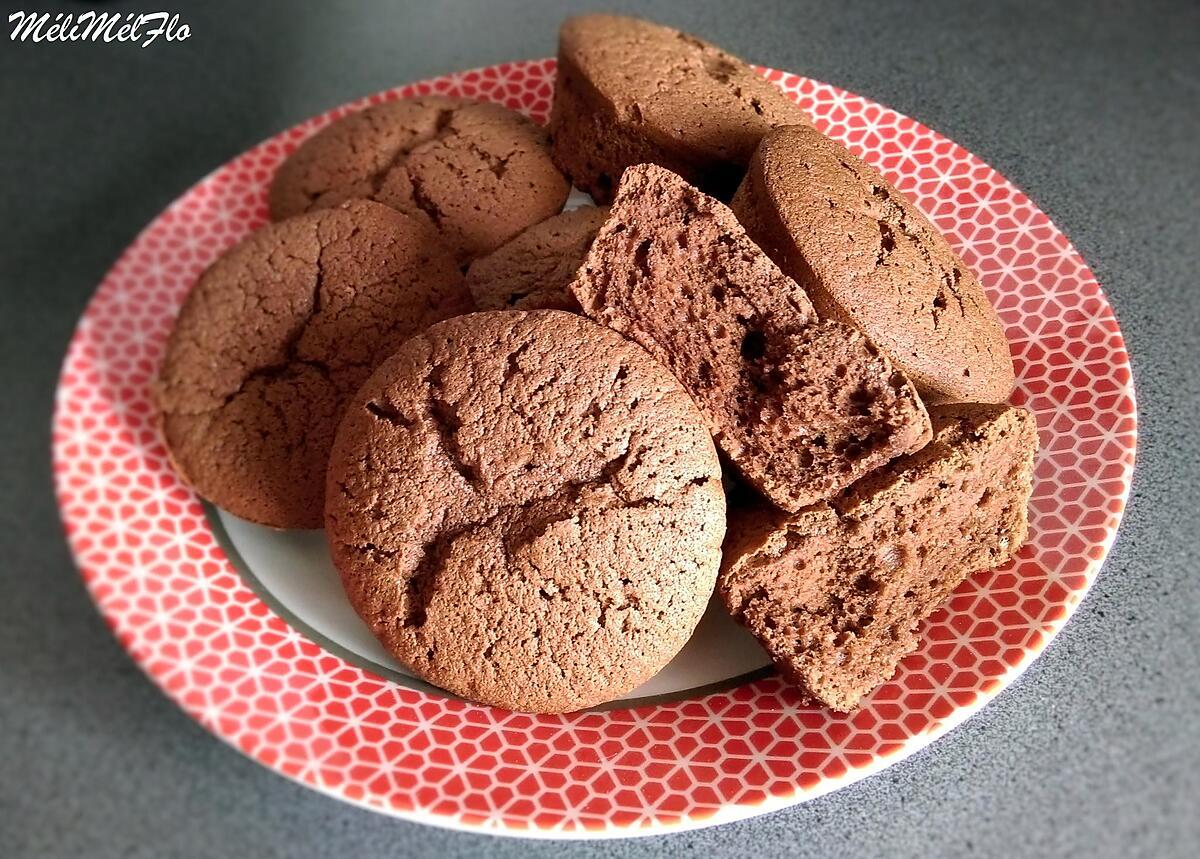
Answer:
1, 0, 1197, 856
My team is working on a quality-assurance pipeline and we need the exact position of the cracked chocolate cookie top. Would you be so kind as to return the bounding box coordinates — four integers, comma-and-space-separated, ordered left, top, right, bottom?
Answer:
268, 96, 571, 264
731, 123, 1015, 404
155, 199, 473, 529
324, 310, 726, 712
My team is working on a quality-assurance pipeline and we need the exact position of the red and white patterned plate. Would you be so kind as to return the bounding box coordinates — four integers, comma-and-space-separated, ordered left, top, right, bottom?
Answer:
52, 60, 1136, 838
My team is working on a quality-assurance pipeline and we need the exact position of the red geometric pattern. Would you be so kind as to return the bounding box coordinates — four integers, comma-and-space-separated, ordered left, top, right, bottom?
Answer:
52, 60, 1136, 837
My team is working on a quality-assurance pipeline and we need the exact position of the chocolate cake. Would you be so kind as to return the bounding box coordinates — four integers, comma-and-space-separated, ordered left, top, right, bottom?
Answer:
549, 14, 809, 201
269, 97, 570, 264
719, 403, 1039, 711
155, 200, 472, 529
465, 205, 609, 312
325, 310, 725, 712
732, 123, 1016, 404
570, 164, 931, 512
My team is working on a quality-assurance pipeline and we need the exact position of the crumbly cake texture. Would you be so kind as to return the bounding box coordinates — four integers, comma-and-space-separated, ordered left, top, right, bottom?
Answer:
548, 14, 810, 202
268, 97, 570, 264
719, 403, 1039, 712
324, 310, 726, 713
465, 205, 610, 312
732, 123, 1016, 404
155, 200, 472, 529
570, 164, 932, 512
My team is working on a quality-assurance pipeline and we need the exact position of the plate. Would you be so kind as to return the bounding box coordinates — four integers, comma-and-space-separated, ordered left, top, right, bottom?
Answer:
52, 59, 1136, 838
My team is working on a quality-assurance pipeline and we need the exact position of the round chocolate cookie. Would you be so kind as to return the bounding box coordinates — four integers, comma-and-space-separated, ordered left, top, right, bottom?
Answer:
155, 200, 473, 529
269, 97, 570, 264
465, 205, 609, 312
732, 123, 1016, 404
325, 310, 726, 712
549, 14, 810, 201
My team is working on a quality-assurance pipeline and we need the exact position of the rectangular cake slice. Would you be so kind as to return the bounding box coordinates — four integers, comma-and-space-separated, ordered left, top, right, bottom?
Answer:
570, 163, 931, 511
718, 403, 1039, 712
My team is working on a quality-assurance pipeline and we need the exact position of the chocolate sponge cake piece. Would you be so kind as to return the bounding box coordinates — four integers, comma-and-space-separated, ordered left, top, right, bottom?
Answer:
719, 403, 1039, 712
570, 164, 931, 512
732, 123, 1016, 404
466, 206, 609, 312
549, 14, 810, 202
325, 310, 725, 713
155, 200, 472, 529
269, 97, 570, 264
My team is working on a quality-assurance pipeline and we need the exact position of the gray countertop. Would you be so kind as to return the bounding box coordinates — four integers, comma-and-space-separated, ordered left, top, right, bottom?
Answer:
2, 1, 1197, 856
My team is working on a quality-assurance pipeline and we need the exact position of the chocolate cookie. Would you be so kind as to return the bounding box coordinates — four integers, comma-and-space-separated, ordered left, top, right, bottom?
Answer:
325, 310, 725, 713
719, 403, 1038, 712
570, 164, 931, 512
549, 14, 810, 202
155, 200, 472, 529
465, 205, 609, 312
732, 123, 1016, 404
269, 97, 571, 264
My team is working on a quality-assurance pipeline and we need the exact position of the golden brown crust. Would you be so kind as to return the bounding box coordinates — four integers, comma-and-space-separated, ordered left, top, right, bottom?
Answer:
324, 310, 726, 712
732, 124, 1016, 404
